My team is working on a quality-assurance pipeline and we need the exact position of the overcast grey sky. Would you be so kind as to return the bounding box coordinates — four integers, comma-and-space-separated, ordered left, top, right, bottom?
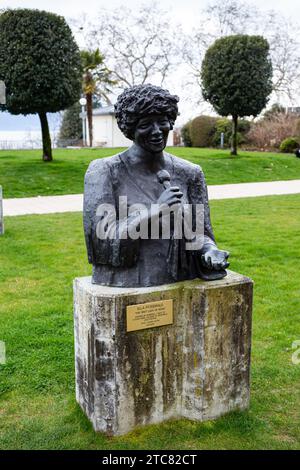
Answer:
1, 0, 299, 28
0, 0, 299, 132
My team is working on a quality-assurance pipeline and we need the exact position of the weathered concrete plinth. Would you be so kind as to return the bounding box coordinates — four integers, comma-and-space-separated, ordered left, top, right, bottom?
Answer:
74, 271, 253, 436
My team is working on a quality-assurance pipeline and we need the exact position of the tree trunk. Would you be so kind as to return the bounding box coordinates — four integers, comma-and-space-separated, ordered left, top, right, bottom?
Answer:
230, 114, 238, 156
38, 112, 52, 161
86, 92, 93, 147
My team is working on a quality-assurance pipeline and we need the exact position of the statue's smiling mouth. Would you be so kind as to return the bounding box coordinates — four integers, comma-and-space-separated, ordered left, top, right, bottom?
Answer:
149, 138, 164, 144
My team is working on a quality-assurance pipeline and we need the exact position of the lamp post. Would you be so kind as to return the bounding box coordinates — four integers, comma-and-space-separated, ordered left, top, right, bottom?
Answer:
0, 80, 6, 105
220, 132, 225, 149
79, 97, 87, 147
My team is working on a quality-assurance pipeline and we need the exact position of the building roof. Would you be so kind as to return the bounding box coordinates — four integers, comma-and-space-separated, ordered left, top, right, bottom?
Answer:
93, 106, 115, 116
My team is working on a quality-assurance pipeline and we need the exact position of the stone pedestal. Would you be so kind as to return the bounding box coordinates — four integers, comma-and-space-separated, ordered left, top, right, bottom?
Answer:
74, 271, 253, 436
0, 186, 4, 235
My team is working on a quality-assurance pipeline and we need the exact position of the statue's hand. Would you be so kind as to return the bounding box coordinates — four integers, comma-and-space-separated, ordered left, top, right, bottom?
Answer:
157, 186, 183, 207
201, 247, 230, 271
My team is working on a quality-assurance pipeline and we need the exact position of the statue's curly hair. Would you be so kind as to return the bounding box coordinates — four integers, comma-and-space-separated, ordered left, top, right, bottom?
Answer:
114, 84, 179, 140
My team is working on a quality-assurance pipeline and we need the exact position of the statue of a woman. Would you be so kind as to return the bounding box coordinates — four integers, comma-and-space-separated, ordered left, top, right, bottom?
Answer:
83, 84, 229, 287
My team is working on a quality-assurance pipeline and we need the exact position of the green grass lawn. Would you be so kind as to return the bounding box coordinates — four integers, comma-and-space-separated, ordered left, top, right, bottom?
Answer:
0, 194, 299, 449
1, 147, 299, 198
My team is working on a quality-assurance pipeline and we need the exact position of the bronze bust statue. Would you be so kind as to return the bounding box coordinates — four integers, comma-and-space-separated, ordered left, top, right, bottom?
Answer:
83, 84, 229, 287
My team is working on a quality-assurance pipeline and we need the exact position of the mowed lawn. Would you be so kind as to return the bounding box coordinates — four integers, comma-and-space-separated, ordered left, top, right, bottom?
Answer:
0, 147, 299, 198
0, 194, 299, 449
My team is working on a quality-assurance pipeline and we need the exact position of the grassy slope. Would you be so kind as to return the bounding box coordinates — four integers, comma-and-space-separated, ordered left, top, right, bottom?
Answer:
0, 147, 299, 198
0, 195, 299, 449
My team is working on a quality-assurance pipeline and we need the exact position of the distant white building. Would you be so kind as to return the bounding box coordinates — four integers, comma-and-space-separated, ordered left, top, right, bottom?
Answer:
92, 106, 174, 148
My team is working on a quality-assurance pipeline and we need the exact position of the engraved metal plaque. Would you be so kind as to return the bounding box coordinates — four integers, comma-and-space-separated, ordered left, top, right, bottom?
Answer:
126, 299, 173, 332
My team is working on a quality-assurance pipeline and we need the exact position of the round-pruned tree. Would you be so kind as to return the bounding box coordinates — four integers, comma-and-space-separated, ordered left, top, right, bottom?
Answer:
0, 9, 82, 161
201, 35, 273, 155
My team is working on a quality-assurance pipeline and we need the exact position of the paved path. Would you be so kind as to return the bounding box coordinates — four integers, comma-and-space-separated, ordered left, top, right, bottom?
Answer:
208, 179, 300, 200
3, 180, 300, 216
4, 194, 84, 216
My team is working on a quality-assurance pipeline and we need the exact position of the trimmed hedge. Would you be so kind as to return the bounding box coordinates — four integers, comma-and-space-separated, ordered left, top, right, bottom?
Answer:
181, 115, 251, 148
213, 118, 250, 147
280, 137, 299, 153
181, 120, 192, 147
190, 115, 217, 147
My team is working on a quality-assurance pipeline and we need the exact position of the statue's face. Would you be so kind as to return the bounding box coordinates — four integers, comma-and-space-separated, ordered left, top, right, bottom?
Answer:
134, 114, 170, 153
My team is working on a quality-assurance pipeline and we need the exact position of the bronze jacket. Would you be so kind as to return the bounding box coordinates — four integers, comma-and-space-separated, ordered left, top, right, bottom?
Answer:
83, 151, 217, 287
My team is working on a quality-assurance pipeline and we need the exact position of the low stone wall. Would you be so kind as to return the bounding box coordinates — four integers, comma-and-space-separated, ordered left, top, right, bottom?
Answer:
74, 271, 253, 436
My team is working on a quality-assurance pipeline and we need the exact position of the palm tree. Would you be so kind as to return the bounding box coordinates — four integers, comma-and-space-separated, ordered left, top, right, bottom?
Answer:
81, 49, 116, 147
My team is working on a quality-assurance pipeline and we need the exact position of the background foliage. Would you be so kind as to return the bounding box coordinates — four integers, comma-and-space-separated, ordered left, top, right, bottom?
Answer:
58, 103, 82, 146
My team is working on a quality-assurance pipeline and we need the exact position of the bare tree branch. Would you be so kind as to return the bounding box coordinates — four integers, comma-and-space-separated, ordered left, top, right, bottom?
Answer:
77, 1, 180, 90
